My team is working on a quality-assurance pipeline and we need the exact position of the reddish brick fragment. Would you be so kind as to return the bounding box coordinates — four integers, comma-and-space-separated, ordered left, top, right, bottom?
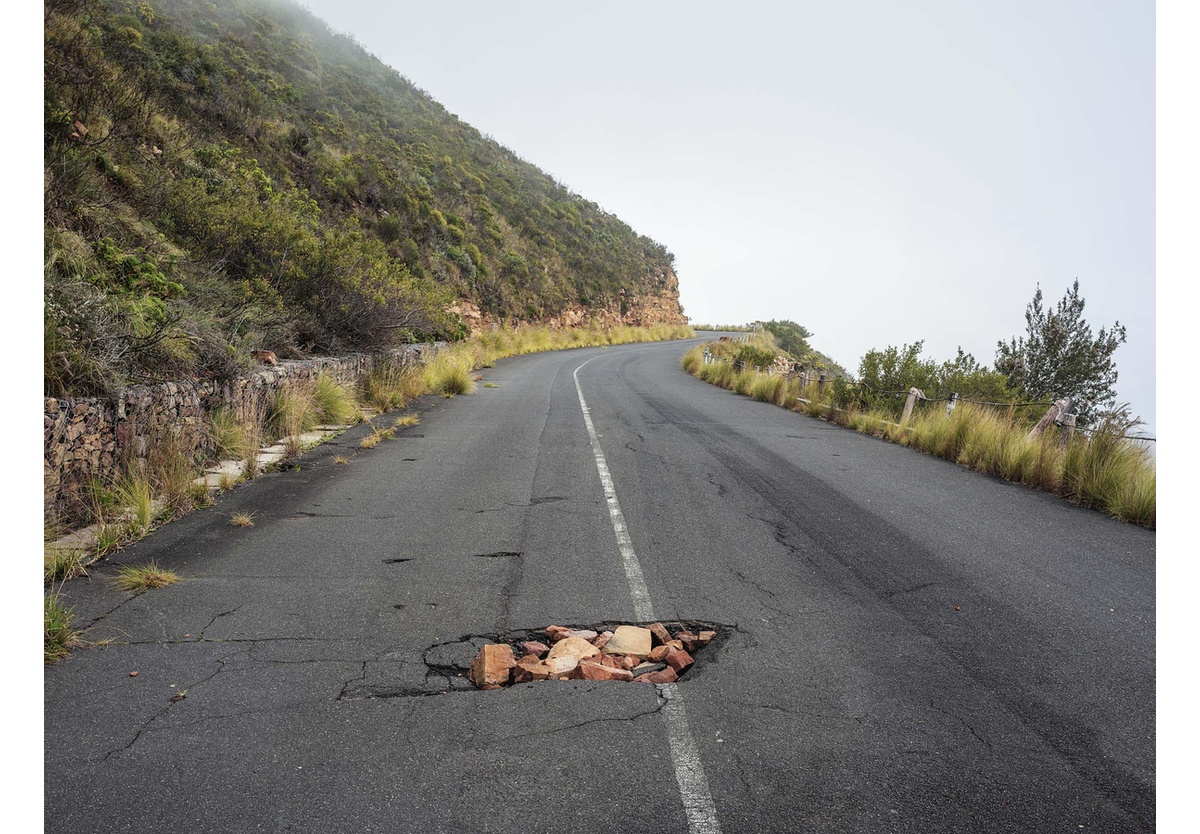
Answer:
577, 661, 634, 682
648, 645, 670, 663
521, 641, 550, 658
665, 647, 694, 674
696, 630, 717, 647
468, 644, 516, 690
562, 629, 598, 642
648, 622, 673, 646
633, 667, 679, 684
675, 631, 699, 653
512, 655, 552, 683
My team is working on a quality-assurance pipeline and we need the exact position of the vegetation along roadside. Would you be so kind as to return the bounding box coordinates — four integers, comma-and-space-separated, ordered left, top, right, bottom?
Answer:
683, 322, 1154, 530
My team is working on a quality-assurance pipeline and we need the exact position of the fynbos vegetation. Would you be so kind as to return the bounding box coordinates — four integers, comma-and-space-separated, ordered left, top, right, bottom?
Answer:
44, 0, 680, 397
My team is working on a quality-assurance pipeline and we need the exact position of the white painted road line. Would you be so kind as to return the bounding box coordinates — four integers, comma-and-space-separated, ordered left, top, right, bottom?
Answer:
573, 357, 723, 834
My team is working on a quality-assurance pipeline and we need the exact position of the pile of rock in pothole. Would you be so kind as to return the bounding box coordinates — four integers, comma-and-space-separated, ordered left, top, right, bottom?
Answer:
468, 623, 716, 689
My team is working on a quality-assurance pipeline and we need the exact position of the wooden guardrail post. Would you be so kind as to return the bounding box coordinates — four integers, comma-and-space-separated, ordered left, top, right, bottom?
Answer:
1028, 397, 1072, 439
1059, 412, 1077, 446
901, 387, 925, 425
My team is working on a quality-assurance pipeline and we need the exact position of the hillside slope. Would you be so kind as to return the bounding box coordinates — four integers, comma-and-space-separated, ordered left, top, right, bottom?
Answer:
44, 0, 684, 396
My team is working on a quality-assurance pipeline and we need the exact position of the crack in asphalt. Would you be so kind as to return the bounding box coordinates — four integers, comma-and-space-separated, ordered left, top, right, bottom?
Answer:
96, 636, 349, 647
749, 702, 870, 723
488, 694, 668, 744
492, 548, 525, 635
287, 511, 403, 520
102, 645, 252, 761
623, 437, 669, 467
199, 605, 244, 639
878, 581, 944, 600
76, 586, 143, 631
927, 700, 992, 749
730, 753, 755, 796
338, 661, 370, 700
705, 471, 727, 497
727, 567, 792, 618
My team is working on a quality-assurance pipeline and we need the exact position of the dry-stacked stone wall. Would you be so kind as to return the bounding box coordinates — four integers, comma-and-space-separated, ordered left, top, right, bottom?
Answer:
44, 344, 440, 521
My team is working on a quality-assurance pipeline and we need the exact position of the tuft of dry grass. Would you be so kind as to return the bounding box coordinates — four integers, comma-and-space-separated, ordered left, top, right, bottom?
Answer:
313, 372, 361, 425
45, 586, 81, 665
359, 427, 395, 449
230, 511, 256, 528
393, 413, 420, 428
208, 407, 252, 462
45, 548, 88, 582
270, 386, 318, 451
425, 352, 476, 397
113, 562, 180, 592
362, 358, 424, 412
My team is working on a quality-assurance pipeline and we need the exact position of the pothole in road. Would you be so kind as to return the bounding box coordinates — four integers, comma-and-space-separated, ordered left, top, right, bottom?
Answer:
339, 622, 728, 700
456, 622, 722, 690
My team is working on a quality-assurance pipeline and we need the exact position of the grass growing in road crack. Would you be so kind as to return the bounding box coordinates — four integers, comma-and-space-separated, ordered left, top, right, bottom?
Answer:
114, 562, 180, 591
359, 427, 396, 449
230, 511, 256, 527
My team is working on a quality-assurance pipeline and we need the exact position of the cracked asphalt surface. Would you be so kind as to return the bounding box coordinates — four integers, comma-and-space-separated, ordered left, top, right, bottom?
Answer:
44, 338, 1156, 832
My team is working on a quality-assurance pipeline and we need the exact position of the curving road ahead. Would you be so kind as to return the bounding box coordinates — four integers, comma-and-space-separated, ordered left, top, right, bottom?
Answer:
45, 337, 1156, 833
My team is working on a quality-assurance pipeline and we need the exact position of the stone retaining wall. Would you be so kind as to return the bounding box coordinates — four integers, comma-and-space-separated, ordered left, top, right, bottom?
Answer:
44, 344, 440, 521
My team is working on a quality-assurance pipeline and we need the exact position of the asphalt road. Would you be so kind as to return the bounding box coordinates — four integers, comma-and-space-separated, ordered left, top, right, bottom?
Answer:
44, 337, 1156, 833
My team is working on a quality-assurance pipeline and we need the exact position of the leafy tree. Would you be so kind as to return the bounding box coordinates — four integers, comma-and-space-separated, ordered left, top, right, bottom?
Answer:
842, 342, 1017, 419
994, 280, 1127, 424
757, 320, 812, 358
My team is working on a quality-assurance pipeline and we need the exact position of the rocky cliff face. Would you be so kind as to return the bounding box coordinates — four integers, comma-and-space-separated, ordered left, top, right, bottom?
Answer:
449, 268, 687, 334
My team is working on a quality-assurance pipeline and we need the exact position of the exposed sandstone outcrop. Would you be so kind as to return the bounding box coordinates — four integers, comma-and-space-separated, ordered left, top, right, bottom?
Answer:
449, 268, 686, 335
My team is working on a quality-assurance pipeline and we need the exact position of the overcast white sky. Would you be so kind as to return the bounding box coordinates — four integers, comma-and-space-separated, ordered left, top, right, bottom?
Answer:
299, 0, 1156, 434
